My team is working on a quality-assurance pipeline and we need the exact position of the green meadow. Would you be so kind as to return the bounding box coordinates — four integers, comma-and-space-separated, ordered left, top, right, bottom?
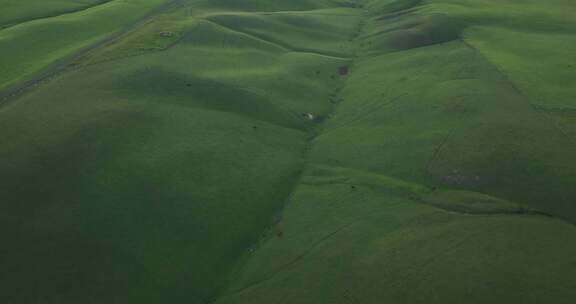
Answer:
1, 1, 110, 28
1, 0, 575, 303
0, 0, 168, 91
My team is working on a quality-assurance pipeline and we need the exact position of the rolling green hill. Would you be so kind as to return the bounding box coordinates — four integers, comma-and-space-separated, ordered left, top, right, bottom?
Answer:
1, 0, 575, 303
0, 0, 170, 92
0, 0, 111, 28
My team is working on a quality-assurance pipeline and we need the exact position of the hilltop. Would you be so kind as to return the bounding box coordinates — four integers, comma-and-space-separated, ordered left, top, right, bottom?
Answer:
1, 0, 575, 303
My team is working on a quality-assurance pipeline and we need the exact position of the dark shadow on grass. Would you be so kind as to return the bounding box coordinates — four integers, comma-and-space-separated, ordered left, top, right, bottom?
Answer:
115, 67, 304, 129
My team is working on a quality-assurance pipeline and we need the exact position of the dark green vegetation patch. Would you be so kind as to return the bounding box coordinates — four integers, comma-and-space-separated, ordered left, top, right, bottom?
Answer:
1, 0, 575, 303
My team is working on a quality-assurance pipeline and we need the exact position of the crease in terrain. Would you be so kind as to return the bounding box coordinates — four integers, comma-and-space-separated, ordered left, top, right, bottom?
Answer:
0, 0, 179, 97
211, 1, 576, 303
2, 0, 576, 303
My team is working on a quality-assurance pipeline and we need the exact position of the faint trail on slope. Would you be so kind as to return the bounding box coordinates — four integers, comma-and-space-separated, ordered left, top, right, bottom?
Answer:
211, 4, 371, 303
460, 39, 576, 143
0, 0, 185, 104
301, 163, 575, 224
214, 2, 576, 302
218, 220, 360, 300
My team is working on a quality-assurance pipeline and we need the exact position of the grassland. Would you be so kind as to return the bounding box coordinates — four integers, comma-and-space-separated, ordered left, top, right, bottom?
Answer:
1, 0, 575, 303
0, 0, 110, 28
0, 0, 170, 92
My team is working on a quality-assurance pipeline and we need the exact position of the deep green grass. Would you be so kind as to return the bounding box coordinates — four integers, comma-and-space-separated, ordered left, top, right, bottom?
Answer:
0, 0, 109, 28
0, 0, 168, 91
317, 39, 576, 220
205, 8, 360, 57
1, 0, 576, 303
0, 2, 359, 302
216, 0, 576, 303
215, 174, 576, 304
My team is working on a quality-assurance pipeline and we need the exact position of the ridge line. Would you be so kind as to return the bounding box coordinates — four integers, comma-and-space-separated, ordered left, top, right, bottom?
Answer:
210, 3, 369, 303
0, 0, 184, 104
0, 0, 115, 32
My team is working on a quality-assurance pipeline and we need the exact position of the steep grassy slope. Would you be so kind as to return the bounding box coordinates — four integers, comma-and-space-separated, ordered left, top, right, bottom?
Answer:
0, 0, 169, 92
216, 170, 576, 304
0, 1, 360, 302
1, 0, 575, 303
213, 1, 576, 303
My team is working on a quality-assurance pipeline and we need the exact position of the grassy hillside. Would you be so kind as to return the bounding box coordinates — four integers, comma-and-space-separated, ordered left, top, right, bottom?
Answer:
1, 0, 575, 303
0, 0, 110, 28
0, 0, 169, 92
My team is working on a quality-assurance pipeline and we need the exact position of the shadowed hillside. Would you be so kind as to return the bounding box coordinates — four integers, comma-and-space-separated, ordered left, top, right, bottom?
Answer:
1, 0, 575, 303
